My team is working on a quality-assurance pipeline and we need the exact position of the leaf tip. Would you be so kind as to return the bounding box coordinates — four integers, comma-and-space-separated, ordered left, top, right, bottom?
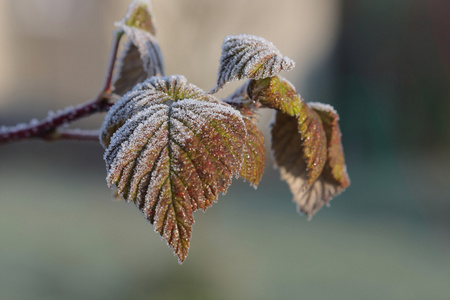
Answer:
123, 0, 156, 34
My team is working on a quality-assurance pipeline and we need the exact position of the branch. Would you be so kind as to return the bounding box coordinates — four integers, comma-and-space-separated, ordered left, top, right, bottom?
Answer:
47, 129, 101, 142
0, 99, 113, 145
0, 30, 124, 146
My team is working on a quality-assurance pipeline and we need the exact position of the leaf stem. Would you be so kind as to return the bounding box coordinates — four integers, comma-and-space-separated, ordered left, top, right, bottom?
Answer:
0, 30, 124, 145
46, 129, 102, 142
100, 29, 124, 96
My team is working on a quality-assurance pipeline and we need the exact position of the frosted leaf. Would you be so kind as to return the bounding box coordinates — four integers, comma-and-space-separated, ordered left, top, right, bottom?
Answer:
101, 76, 247, 263
113, 24, 165, 95
271, 110, 325, 217
248, 76, 302, 117
123, 0, 156, 34
255, 75, 327, 187
294, 99, 327, 187
113, 41, 148, 96
211, 34, 295, 93
271, 100, 349, 218
309, 102, 350, 190
240, 117, 265, 188
102, 75, 217, 148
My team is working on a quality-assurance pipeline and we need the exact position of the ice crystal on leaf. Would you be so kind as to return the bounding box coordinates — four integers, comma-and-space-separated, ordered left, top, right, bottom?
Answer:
101, 75, 247, 263
211, 34, 295, 93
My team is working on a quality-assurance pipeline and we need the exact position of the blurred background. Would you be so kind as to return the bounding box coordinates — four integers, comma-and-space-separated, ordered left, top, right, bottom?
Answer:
1, 0, 449, 299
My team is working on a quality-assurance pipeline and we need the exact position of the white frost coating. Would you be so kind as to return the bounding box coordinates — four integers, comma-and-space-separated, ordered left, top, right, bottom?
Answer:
307, 102, 339, 119
127, 124, 169, 197
125, 0, 152, 19
212, 34, 296, 92
113, 41, 147, 96
170, 118, 196, 148
121, 25, 164, 78
105, 104, 167, 168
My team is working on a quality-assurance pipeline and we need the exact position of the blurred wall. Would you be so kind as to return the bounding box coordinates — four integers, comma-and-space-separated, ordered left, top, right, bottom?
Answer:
0, 0, 339, 123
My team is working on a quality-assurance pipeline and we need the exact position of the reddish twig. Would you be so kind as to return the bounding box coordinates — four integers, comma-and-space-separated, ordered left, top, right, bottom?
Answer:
100, 30, 124, 96
0, 99, 112, 144
48, 129, 101, 142
0, 30, 124, 145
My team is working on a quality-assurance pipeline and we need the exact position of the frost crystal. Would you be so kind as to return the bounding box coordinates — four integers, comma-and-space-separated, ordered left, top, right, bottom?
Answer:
211, 34, 295, 92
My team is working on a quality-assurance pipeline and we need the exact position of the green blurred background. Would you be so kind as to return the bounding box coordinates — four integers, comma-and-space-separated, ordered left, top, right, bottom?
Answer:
1, 1, 449, 299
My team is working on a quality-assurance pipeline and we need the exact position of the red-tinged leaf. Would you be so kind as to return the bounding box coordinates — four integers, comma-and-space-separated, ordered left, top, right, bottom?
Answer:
240, 117, 265, 187
271, 101, 350, 218
297, 100, 328, 187
271, 110, 327, 217
271, 111, 308, 192
309, 102, 350, 189
251, 75, 327, 187
101, 76, 246, 263
101, 75, 217, 148
211, 35, 295, 93
288, 101, 351, 218
248, 76, 302, 116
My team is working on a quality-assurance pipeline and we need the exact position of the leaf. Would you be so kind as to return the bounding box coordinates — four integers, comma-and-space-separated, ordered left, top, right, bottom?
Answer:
240, 117, 265, 188
102, 75, 217, 148
113, 1, 163, 95
113, 41, 148, 96
309, 102, 350, 189
296, 101, 328, 187
248, 76, 302, 116
101, 75, 246, 263
221, 83, 266, 187
113, 25, 165, 96
123, 0, 157, 34
250, 75, 327, 187
271, 101, 350, 218
211, 34, 295, 93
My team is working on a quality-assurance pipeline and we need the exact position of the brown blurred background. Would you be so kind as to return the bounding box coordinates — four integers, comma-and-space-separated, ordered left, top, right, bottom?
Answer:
1, 1, 449, 299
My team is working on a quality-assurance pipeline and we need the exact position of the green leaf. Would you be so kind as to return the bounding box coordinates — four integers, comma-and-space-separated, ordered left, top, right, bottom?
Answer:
296, 101, 328, 187
309, 102, 350, 189
271, 101, 350, 218
123, 0, 157, 34
240, 117, 265, 188
101, 75, 246, 263
211, 35, 295, 93
250, 75, 327, 187
248, 76, 302, 116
